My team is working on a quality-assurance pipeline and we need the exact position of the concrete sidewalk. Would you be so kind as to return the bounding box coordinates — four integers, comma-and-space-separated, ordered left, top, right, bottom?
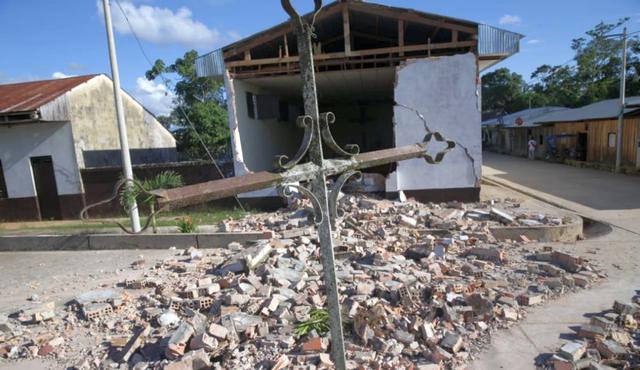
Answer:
472, 152, 640, 369
482, 152, 640, 234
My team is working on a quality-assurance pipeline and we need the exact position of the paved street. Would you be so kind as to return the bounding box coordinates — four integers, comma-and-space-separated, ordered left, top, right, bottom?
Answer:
482, 152, 640, 233
474, 152, 640, 369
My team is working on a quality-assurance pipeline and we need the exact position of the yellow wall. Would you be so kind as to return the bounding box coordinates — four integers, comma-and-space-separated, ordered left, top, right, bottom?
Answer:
66, 75, 176, 169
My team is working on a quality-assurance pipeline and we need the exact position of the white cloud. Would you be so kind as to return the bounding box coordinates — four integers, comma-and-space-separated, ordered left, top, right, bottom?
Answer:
499, 14, 522, 25
97, 1, 226, 49
52, 72, 76, 79
527, 39, 541, 44
134, 77, 175, 116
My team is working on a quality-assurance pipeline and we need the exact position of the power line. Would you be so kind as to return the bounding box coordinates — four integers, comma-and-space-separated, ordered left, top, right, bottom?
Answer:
112, 0, 246, 212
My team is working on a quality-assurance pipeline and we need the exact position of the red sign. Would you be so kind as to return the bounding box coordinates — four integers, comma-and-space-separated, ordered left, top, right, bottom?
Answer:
515, 117, 524, 126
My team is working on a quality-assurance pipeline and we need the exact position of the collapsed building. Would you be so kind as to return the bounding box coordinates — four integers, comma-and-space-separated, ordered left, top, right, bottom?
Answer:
195, 0, 522, 205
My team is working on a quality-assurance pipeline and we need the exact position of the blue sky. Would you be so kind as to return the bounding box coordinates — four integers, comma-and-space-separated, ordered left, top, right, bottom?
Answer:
1, 0, 638, 115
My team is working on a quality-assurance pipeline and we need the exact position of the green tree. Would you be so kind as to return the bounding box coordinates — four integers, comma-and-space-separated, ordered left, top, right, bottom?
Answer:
146, 50, 229, 160
482, 19, 640, 114
530, 64, 580, 108
481, 68, 529, 114
529, 18, 640, 108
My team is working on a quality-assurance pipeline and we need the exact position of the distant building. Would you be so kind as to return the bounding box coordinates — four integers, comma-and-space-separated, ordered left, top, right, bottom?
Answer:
481, 107, 568, 155
0, 74, 177, 221
482, 97, 640, 167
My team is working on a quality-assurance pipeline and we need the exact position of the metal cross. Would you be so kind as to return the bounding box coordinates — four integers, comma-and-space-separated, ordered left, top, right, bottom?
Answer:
83, 1, 455, 367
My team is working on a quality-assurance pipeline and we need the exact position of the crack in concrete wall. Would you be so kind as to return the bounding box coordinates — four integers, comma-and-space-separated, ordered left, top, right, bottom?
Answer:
395, 102, 480, 187
389, 54, 482, 194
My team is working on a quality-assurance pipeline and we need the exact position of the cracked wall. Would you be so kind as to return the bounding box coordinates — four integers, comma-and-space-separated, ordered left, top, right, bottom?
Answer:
387, 53, 481, 199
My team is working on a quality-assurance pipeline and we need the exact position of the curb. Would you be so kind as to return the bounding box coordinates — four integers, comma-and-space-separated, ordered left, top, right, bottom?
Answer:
0, 232, 272, 252
489, 214, 583, 242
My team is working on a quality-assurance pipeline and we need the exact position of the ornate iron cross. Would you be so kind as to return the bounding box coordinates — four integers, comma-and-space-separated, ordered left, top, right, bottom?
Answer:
84, 1, 455, 367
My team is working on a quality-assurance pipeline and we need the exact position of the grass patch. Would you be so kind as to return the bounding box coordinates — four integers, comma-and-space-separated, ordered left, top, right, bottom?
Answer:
0, 206, 252, 235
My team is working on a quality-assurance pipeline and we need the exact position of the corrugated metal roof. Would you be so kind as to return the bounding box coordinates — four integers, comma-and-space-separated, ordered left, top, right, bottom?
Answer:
478, 24, 523, 57
0, 75, 97, 114
535, 96, 640, 124
482, 107, 568, 128
195, 49, 226, 80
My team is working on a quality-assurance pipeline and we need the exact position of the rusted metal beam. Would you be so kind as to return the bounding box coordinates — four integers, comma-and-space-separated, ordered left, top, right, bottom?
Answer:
153, 143, 430, 211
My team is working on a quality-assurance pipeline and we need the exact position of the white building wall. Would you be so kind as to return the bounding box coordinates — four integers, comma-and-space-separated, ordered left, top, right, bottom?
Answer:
0, 122, 83, 198
388, 53, 482, 192
225, 74, 302, 198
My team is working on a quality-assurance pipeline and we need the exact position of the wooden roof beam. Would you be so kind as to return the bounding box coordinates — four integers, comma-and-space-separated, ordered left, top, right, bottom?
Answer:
225, 40, 476, 68
223, 3, 343, 59
342, 3, 351, 55
347, 2, 477, 35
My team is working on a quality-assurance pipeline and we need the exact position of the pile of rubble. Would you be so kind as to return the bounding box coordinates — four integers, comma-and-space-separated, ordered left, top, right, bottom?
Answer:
541, 296, 640, 370
0, 195, 602, 369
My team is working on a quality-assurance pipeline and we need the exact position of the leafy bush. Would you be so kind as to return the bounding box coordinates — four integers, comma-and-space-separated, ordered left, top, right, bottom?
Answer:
176, 216, 197, 233
294, 309, 330, 337
120, 171, 184, 212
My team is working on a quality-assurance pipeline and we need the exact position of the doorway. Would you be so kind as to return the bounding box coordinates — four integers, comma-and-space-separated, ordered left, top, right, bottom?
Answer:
577, 133, 588, 161
30, 156, 62, 220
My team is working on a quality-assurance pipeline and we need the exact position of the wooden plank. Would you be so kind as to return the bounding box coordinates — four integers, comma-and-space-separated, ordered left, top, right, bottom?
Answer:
284, 34, 289, 57
223, 3, 343, 59
398, 20, 405, 56
352, 31, 397, 45
347, 2, 477, 35
342, 4, 351, 55
225, 40, 476, 68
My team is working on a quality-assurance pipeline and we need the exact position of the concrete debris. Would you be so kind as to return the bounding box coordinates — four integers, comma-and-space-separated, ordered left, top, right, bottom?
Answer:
540, 293, 640, 369
0, 194, 601, 369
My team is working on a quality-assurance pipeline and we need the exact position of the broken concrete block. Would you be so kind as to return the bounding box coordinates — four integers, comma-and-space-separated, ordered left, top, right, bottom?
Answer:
429, 346, 453, 363
490, 207, 514, 224
113, 324, 151, 363
517, 294, 544, 306
399, 215, 418, 228
612, 300, 637, 315
189, 332, 218, 352
18, 301, 55, 323
596, 339, 627, 359
165, 321, 195, 360
82, 302, 113, 321
440, 332, 463, 353
577, 325, 605, 341
207, 323, 229, 340
164, 349, 211, 370
589, 316, 613, 331
301, 337, 326, 353
245, 242, 273, 271
550, 354, 576, 370
558, 341, 586, 362
465, 247, 506, 262
501, 306, 518, 321
551, 251, 582, 273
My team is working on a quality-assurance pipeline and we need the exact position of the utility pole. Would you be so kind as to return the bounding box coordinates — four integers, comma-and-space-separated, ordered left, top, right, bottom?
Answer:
102, 0, 141, 232
615, 27, 627, 173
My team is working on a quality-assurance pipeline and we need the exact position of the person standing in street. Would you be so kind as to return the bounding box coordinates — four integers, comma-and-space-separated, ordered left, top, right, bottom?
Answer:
528, 136, 537, 159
